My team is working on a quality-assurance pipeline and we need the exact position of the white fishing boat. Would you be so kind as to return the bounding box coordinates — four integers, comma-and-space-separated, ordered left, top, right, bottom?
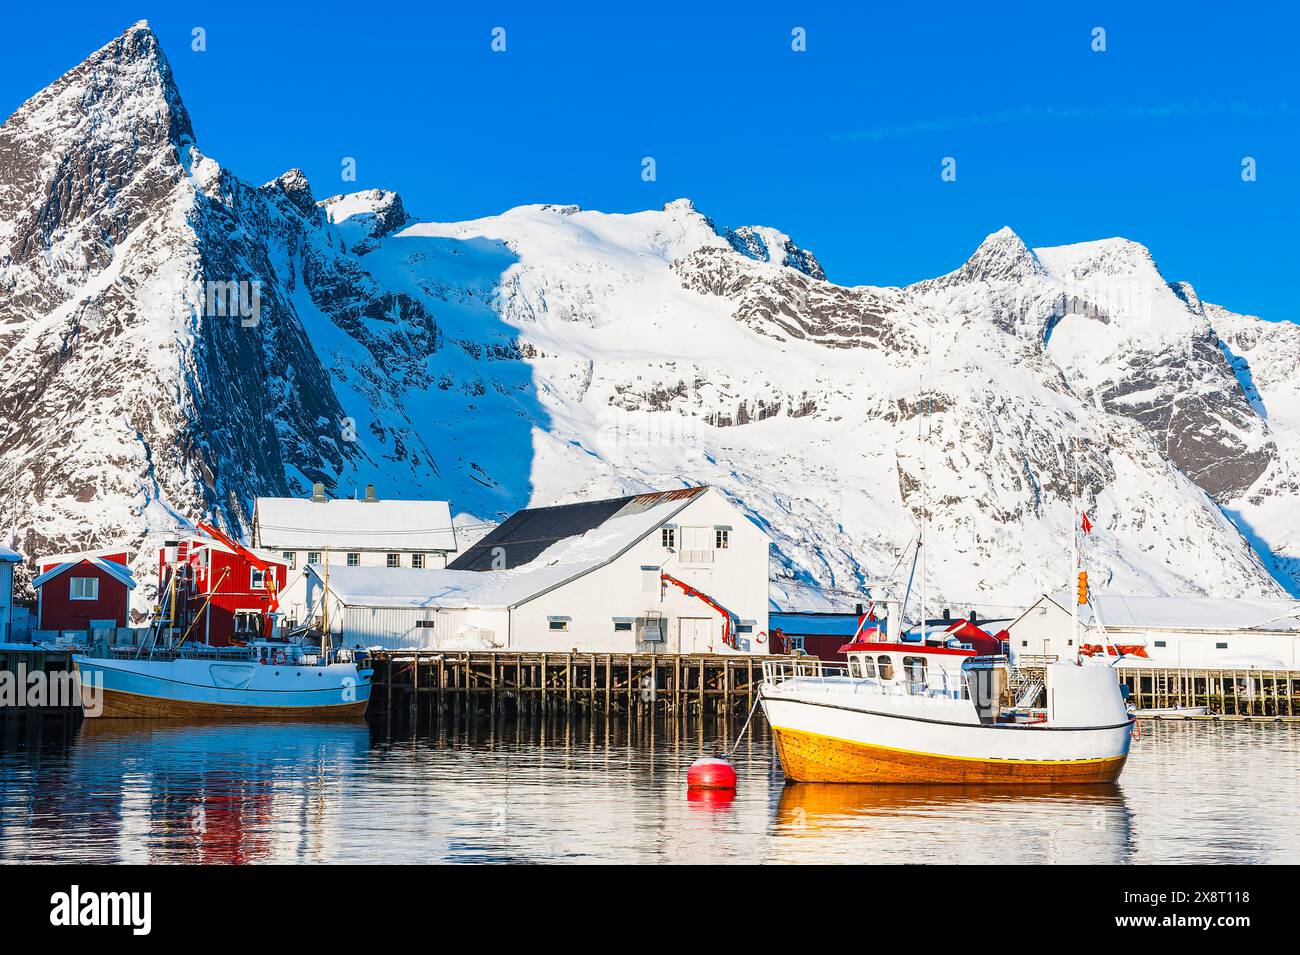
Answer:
74, 642, 372, 719
760, 625, 1134, 784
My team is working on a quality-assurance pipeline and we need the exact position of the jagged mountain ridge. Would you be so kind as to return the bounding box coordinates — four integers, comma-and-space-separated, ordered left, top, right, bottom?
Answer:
1, 21, 1296, 615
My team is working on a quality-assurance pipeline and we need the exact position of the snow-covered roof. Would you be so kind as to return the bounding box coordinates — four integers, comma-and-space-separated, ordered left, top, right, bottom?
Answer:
32, 557, 136, 591
310, 565, 579, 610
254, 497, 456, 552
315, 486, 711, 608
37, 545, 132, 566
451, 486, 707, 571
0, 546, 20, 563
1044, 592, 1300, 632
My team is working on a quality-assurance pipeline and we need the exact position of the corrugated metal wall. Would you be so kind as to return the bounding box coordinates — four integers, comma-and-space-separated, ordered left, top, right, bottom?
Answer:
337, 607, 434, 650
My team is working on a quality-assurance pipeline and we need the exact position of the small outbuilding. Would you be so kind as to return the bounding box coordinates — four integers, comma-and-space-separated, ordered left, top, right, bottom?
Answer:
33, 548, 136, 632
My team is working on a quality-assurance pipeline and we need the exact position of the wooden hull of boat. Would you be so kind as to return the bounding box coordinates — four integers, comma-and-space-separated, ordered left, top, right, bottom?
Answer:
93, 686, 369, 720
770, 724, 1128, 784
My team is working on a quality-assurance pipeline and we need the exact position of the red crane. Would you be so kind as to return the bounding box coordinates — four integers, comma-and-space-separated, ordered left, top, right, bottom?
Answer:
660, 572, 737, 649
196, 521, 281, 638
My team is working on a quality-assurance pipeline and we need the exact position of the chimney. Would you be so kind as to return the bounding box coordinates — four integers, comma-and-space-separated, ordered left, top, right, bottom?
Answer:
969, 610, 978, 623
942, 608, 951, 621
311, 482, 327, 503
364, 484, 377, 502
855, 602, 864, 616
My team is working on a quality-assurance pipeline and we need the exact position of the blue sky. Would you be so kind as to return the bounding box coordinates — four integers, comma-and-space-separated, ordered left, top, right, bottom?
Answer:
4, 2, 1297, 322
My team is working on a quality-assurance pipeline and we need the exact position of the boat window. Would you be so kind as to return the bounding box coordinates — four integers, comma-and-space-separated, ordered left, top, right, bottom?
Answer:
862, 656, 877, 678
903, 656, 927, 685
849, 657, 862, 678
877, 655, 895, 680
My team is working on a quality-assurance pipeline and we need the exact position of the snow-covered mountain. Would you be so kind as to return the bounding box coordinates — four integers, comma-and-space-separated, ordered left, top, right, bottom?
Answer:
2, 21, 1297, 614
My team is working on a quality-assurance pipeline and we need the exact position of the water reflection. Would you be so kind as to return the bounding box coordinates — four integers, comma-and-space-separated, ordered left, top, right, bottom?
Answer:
0, 714, 1295, 863
772, 782, 1135, 864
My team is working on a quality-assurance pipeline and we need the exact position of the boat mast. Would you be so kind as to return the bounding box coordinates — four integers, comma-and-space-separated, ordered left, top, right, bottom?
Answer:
920, 371, 929, 646
1070, 433, 1080, 652
321, 549, 330, 659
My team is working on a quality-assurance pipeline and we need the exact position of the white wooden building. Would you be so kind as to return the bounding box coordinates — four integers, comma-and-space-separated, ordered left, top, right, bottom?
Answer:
305, 486, 771, 653
252, 484, 456, 626
1007, 593, 1300, 668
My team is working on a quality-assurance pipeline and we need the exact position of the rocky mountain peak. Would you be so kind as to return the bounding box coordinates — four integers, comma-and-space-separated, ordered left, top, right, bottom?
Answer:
953, 226, 1047, 284
263, 168, 319, 219
320, 187, 411, 239
724, 225, 826, 281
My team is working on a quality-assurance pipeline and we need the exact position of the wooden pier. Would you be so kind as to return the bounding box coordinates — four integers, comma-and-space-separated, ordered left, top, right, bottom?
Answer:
0, 645, 81, 717
366, 650, 768, 721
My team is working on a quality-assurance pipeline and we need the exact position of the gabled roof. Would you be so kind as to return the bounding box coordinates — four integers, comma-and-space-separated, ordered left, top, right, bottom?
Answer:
33, 557, 136, 591
0, 545, 21, 563
450, 487, 708, 571
254, 497, 456, 552
37, 545, 131, 567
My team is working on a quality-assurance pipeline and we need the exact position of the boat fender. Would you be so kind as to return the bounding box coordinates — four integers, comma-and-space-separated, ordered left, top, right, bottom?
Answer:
687, 756, 737, 791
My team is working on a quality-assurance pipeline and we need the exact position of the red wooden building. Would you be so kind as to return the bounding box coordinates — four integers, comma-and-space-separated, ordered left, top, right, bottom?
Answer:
159, 532, 289, 646
33, 547, 136, 631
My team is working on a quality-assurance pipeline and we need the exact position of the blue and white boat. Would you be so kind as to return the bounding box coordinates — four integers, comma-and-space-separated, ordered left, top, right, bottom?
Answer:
73, 642, 372, 719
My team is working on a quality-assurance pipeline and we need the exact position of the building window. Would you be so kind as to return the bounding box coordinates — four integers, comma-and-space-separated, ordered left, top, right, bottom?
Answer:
716, 529, 730, 549
1216, 642, 1228, 650
416, 620, 436, 629
69, 577, 99, 601
614, 621, 633, 632
282, 551, 296, 569
1021, 640, 1029, 648
641, 566, 661, 593
412, 553, 425, 569
250, 568, 268, 590
308, 551, 321, 565
1154, 640, 1167, 648
386, 553, 401, 568
347, 553, 360, 567
661, 527, 675, 549
548, 620, 569, 631
737, 622, 754, 634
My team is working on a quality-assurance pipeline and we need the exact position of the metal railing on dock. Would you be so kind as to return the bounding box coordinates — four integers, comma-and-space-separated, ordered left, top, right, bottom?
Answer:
366, 650, 773, 721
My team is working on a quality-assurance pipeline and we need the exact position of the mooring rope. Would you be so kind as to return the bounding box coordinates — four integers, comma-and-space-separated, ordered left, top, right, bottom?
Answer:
725, 691, 765, 758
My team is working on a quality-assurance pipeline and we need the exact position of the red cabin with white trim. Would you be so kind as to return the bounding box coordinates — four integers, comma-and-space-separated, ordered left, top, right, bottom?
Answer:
159, 535, 289, 647
34, 548, 136, 631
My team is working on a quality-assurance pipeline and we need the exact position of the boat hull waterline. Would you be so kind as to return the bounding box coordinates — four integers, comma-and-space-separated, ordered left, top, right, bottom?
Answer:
761, 695, 1133, 785
73, 656, 372, 720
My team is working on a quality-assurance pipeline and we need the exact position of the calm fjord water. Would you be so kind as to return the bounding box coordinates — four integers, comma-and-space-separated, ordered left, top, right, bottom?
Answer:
1, 716, 1296, 864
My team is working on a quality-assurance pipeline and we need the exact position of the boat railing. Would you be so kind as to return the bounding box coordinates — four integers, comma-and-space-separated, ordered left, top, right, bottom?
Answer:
763, 658, 850, 681
763, 658, 971, 701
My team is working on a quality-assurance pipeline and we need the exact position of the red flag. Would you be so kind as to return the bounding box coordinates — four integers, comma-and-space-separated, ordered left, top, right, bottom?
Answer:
1080, 511, 1093, 535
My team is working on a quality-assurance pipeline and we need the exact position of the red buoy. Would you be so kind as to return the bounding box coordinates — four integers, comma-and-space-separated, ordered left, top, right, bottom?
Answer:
687, 756, 737, 790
